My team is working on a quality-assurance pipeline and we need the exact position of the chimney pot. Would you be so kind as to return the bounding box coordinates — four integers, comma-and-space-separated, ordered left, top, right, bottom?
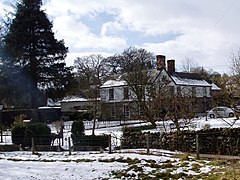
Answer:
167, 60, 175, 74
156, 55, 166, 70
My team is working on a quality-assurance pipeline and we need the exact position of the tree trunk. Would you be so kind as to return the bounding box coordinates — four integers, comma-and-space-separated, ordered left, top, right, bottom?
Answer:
173, 119, 180, 131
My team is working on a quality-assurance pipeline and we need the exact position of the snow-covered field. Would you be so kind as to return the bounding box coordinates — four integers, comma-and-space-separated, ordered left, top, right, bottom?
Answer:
0, 116, 239, 179
0, 149, 220, 180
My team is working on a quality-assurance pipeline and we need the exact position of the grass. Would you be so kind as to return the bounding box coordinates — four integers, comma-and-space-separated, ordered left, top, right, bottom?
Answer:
109, 154, 240, 180
205, 161, 240, 180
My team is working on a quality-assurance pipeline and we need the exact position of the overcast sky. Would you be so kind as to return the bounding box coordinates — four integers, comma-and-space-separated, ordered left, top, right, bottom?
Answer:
1, 0, 240, 74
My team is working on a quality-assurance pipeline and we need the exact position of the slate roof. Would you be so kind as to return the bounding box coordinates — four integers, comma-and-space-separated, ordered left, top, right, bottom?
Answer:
100, 69, 217, 88
170, 72, 211, 87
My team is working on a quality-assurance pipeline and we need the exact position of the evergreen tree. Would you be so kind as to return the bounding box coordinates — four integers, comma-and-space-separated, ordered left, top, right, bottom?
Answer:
2, 0, 72, 107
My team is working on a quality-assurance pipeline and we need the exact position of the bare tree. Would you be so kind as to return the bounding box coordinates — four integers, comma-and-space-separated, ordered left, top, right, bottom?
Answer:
73, 54, 105, 135
181, 58, 199, 72
230, 49, 240, 75
229, 49, 240, 105
105, 47, 161, 126
74, 54, 105, 91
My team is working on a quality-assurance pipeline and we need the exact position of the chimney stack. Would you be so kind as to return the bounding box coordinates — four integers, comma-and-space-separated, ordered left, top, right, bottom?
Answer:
167, 60, 175, 75
156, 55, 166, 70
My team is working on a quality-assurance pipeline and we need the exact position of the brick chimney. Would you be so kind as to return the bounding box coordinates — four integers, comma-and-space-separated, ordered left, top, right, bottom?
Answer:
156, 55, 166, 70
167, 59, 175, 74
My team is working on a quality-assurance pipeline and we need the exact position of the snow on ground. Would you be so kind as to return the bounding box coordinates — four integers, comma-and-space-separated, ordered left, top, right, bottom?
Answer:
0, 149, 218, 180
196, 116, 240, 129
0, 116, 239, 179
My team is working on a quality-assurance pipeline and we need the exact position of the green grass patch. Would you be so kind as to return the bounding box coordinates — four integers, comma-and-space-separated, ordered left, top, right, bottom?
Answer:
190, 163, 202, 173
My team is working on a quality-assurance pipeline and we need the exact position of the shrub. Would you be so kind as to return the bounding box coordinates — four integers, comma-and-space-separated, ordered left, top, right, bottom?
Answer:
26, 123, 51, 145
12, 114, 27, 127
122, 126, 141, 134
71, 119, 108, 148
71, 120, 85, 136
71, 119, 85, 146
11, 123, 51, 147
11, 125, 26, 146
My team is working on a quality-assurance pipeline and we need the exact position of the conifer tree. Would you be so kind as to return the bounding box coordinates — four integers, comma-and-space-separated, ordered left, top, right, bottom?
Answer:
2, 0, 72, 108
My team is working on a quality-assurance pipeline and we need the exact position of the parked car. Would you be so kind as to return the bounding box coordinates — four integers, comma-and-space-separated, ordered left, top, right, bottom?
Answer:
208, 106, 234, 118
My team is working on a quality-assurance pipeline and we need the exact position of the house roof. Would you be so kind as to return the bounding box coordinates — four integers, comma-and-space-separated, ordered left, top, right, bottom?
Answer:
101, 79, 127, 88
61, 96, 89, 102
100, 69, 215, 88
170, 72, 211, 87
211, 83, 221, 91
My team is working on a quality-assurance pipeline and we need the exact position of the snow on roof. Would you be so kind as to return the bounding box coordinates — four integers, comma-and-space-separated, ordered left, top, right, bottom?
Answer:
100, 79, 127, 88
38, 106, 61, 109
211, 83, 221, 91
171, 76, 211, 86
61, 96, 100, 102
61, 96, 89, 102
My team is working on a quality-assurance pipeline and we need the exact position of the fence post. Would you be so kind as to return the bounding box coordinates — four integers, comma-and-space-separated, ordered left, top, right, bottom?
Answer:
31, 137, 35, 154
146, 133, 150, 155
68, 137, 71, 155
196, 133, 199, 159
108, 134, 112, 154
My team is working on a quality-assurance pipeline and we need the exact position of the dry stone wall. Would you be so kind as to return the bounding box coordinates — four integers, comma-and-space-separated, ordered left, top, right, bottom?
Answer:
121, 128, 240, 155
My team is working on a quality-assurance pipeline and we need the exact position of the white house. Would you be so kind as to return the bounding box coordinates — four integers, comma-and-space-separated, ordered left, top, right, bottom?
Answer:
99, 55, 218, 121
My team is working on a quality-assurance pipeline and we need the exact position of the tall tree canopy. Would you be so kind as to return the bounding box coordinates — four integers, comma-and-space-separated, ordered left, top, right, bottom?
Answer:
102, 47, 155, 75
1, 0, 72, 107
74, 54, 105, 91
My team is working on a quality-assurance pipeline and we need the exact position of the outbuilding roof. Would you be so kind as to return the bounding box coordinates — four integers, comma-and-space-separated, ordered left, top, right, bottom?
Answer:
101, 79, 127, 88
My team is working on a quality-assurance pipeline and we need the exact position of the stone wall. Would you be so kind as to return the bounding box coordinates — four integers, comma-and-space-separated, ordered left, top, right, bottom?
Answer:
121, 128, 240, 155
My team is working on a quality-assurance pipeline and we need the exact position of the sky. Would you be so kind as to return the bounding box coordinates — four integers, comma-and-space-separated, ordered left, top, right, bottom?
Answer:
1, 0, 240, 74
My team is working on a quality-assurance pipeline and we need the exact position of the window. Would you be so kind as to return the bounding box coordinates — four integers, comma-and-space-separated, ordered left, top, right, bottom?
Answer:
111, 106, 115, 117
123, 87, 129, 99
109, 88, 114, 100
124, 105, 130, 117
203, 87, 207, 96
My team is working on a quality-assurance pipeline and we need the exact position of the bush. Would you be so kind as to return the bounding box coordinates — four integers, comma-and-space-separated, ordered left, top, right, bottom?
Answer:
71, 119, 108, 148
71, 120, 85, 136
11, 123, 51, 147
26, 123, 51, 145
11, 125, 26, 146
71, 120, 85, 145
